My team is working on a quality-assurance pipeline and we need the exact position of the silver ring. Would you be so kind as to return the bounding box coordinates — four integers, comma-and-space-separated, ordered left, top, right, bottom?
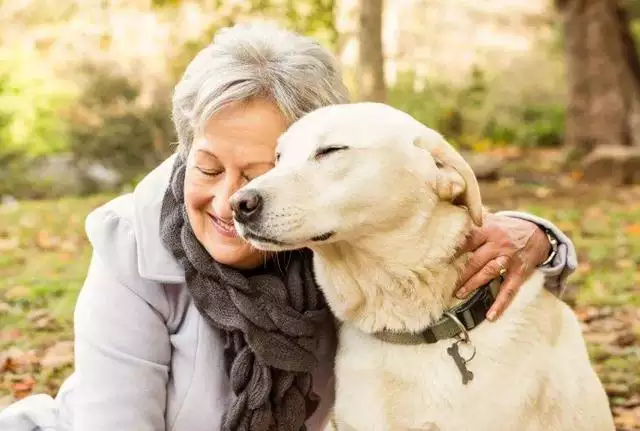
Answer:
444, 312, 477, 362
498, 262, 507, 277
444, 311, 471, 343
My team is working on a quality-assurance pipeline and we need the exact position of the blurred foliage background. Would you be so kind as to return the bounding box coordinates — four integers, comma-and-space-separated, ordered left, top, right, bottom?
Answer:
0, 0, 573, 198
1, 0, 638, 198
0, 0, 639, 428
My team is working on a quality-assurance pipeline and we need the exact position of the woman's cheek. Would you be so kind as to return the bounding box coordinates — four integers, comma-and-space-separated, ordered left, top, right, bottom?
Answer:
184, 171, 214, 210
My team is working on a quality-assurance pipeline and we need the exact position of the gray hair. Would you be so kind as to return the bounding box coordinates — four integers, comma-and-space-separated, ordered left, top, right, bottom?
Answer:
172, 21, 350, 155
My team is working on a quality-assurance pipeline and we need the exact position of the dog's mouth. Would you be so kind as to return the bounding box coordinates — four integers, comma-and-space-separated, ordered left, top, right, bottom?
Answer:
242, 229, 288, 246
237, 225, 335, 250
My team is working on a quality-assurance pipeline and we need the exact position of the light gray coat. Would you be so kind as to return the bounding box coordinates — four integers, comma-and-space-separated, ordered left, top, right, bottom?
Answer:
0, 155, 577, 431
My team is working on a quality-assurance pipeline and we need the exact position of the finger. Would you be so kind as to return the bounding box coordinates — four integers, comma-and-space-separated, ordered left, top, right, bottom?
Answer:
486, 264, 527, 321
456, 244, 506, 296
456, 255, 509, 299
458, 227, 487, 255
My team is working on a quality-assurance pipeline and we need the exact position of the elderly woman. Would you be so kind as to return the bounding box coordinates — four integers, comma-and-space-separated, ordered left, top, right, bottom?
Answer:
0, 22, 576, 431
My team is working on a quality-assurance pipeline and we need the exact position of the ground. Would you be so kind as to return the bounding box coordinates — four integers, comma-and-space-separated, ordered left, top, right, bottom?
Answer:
0, 149, 639, 429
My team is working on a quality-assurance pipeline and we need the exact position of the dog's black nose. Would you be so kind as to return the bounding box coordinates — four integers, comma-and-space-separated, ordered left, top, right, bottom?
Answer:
230, 189, 263, 223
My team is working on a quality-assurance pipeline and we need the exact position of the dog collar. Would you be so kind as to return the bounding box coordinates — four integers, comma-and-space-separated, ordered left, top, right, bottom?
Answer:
372, 278, 501, 345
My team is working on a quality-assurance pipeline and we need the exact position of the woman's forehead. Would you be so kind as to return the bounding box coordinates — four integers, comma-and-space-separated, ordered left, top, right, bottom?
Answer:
192, 100, 288, 166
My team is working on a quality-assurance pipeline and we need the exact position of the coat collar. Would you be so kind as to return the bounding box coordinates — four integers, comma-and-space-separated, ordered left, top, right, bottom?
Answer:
132, 153, 186, 283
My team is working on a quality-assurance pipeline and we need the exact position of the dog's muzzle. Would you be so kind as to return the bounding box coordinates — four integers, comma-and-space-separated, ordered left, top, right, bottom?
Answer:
230, 189, 263, 224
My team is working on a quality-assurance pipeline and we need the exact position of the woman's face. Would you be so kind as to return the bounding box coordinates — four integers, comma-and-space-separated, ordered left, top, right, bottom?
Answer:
184, 98, 289, 269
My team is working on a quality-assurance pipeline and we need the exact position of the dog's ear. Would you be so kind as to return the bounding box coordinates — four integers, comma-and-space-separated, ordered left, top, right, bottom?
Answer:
413, 129, 483, 227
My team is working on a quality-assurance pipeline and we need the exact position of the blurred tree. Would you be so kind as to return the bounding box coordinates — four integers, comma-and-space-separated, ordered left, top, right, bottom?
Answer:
556, 0, 640, 152
279, 0, 338, 51
229, 0, 338, 50
168, 0, 339, 83
357, 0, 385, 102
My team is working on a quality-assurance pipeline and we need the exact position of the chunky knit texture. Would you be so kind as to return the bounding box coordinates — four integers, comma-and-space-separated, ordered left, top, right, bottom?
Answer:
159, 155, 332, 431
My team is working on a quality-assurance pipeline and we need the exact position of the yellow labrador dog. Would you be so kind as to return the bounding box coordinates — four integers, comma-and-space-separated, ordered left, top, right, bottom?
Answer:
230, 102, 614, 431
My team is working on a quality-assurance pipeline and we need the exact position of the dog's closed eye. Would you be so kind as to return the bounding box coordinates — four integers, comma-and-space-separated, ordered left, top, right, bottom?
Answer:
315, 145, 348, 160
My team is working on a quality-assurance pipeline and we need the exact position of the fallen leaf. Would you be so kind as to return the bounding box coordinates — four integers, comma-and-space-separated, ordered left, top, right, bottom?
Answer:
19, 214, 36, 228
616, 259, 635, 270
613, 405, 640, 429
496, 177, 516, 188
626, 223, 640, 236
11, 376, 36, 399
0, 348, 37, 373
0, 328, 22, 341
534, 187, 552, 198
35, 316, 57, 330
0, 237, 19, 251
56, 252, 74, 263
5, 285, 30, 300
585, 206, 605, 219
605, 383, 630, 397
584, 331, 616, 345
577, 262, 592, 275
0, 301, 14, 314
40, 341, 74, 369
59, 239, 78, 253
613, 332, 637, 347
27, 309, 57, 330
622, 394, 640, 409
569, 170, 584, 181
35, 230, 61, 250
576, 306, 611, 323
27, 309, 49, 322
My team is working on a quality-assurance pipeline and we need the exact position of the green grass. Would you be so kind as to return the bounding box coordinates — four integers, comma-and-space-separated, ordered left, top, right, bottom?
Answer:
480, 181, 640, 428
0, 194, 115, 398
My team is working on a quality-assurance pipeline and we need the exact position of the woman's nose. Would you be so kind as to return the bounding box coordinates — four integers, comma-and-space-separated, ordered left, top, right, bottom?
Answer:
211, 177, 242, 220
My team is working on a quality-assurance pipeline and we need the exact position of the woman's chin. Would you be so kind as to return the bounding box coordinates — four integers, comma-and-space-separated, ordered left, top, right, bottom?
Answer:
204, 236, 267, 269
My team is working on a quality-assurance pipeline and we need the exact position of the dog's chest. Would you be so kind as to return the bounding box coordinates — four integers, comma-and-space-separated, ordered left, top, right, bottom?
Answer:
333, 323, 542, 431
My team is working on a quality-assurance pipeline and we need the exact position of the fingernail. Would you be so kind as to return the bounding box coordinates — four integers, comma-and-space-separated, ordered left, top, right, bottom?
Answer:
455, 289, 467, 299
487, 310, 497, 321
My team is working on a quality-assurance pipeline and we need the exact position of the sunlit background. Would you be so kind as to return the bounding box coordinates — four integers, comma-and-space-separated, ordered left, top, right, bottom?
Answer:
0, 0, 639, 428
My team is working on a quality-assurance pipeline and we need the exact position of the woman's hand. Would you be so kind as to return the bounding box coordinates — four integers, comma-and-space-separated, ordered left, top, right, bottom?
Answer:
455, 213, 551, 321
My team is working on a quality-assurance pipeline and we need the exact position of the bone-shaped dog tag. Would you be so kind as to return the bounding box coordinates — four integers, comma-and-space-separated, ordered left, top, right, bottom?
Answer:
447, 341, 474, 385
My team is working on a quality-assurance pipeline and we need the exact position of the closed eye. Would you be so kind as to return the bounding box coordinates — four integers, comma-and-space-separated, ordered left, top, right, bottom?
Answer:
315, 145, 348, 159
197, 167, 223, 176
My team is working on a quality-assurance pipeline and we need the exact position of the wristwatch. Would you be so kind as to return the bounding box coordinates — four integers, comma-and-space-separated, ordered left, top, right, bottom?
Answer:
540, 228, 559, 266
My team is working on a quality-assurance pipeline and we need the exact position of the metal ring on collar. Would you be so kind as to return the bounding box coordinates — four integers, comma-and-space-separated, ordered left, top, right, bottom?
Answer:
444, 311, 471, 343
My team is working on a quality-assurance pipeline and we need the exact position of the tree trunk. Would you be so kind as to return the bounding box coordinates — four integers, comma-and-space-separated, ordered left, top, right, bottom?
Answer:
357, 0, 385, 102
557, 0, 640, 152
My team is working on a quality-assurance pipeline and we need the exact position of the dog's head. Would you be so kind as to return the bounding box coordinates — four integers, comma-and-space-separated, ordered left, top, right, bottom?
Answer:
231, 102, 482, 252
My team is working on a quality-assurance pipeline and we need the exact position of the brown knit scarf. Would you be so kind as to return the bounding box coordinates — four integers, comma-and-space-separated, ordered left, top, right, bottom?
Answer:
159, 155, 333, 431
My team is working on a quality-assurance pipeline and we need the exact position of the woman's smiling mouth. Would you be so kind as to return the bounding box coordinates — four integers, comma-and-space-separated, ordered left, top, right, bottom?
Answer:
209, 213, 238, 238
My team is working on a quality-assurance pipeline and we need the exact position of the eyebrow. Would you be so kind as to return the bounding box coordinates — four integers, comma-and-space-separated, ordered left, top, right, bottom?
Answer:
195, 148, 274, 168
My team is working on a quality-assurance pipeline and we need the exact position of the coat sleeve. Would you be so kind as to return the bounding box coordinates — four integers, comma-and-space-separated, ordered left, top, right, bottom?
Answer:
497, 210, 578, 297
70, 207, 172, 430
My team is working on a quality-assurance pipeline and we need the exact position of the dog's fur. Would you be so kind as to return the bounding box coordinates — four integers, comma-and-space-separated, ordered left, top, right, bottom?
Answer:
232, 102, 614, 431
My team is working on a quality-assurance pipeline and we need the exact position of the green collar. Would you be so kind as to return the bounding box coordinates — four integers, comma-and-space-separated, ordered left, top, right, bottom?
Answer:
371, 278, 501, 345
